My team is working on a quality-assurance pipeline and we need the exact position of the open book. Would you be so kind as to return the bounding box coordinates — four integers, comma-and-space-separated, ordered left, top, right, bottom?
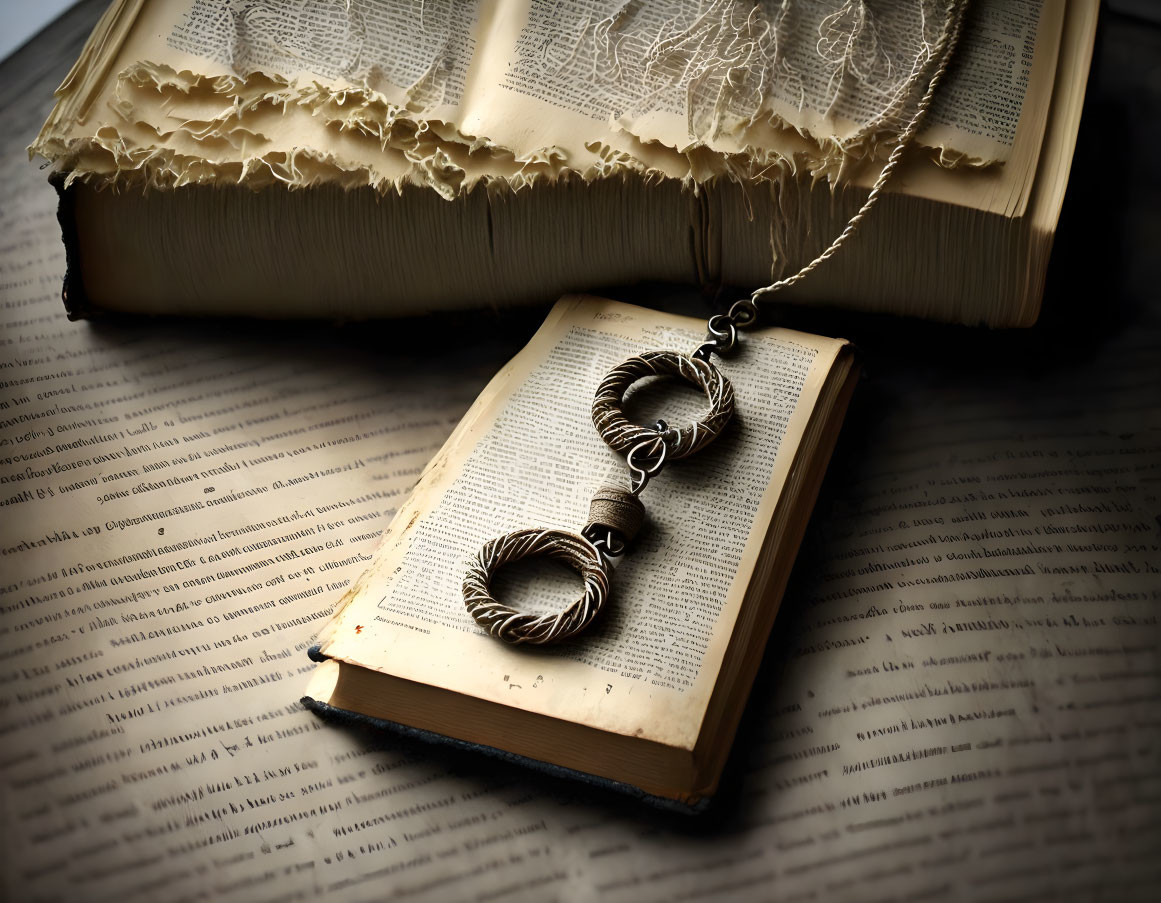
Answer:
32, 0, 1096, 326
305, 296, 858, 805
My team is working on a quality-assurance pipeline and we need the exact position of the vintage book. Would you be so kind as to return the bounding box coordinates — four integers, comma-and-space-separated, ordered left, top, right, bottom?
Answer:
31, 0, 1097, 326
302, 294, 858, 805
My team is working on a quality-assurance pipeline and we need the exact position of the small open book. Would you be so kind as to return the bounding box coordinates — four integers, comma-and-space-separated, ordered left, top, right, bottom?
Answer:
304, 296, 857, 806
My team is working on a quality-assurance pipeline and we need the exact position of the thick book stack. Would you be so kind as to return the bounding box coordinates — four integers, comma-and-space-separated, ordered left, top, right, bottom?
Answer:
33, 0, 1096, 326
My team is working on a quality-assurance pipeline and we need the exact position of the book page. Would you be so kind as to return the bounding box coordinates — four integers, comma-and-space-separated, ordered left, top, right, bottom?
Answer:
155, 0, 483, 122
110, 0, 676, 184
37, 0, 1062, 201
482, 0, 1050, 167
921, 0, 1056, 164
319, 298, 845, 749
36, 0, 483, 193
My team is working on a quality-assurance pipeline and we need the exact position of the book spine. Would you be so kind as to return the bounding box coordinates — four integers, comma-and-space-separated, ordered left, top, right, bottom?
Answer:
50, 172, 93, 321
300, 694, 708, 813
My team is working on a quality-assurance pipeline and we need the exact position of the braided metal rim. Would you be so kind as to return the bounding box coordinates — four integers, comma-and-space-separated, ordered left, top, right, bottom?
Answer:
463, 528, 610, 645
592, 350, 734, 461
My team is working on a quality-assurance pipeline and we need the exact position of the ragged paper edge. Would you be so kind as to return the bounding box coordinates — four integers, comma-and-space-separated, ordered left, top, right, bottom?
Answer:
32, 63, 989, 199
31, 0, 995, 206
29, 51, 968, 296
30, 0, 1013, 209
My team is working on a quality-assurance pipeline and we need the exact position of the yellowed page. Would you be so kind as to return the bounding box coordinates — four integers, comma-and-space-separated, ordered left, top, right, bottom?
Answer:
318, 297, 845, 750
919, 0, 1057, 165
38, 0, 459, 191
36, 0, 1065, 198
454, 0, 688, 177
732, 0, 1067, 219
128, 0, 483, 121
460, 0, 1052, 168
865, 0, 1067, 218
